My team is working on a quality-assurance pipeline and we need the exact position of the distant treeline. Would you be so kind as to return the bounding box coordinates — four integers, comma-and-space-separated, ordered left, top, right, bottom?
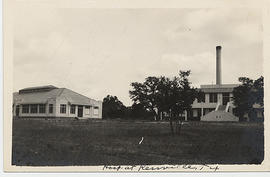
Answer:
102, 71, 263, 134
102, 70, 201, 123
102, 95, 153, 120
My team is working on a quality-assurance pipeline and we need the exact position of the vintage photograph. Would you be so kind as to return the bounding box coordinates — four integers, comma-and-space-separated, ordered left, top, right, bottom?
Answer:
6, 1, 267, 171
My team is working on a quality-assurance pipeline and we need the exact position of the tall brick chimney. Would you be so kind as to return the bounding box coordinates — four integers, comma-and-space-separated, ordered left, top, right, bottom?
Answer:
216, 46, 222, 85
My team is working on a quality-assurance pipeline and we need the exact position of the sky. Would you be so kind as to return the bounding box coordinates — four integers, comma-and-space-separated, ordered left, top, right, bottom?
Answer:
13, 8, 263, 106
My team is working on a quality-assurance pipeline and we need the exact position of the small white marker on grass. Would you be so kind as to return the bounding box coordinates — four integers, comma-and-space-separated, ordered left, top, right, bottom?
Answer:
139, 137, 144, 144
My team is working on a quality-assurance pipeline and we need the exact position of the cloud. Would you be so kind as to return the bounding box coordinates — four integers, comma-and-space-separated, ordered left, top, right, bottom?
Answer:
13, 8, 263, 106
156, 52, 215, 86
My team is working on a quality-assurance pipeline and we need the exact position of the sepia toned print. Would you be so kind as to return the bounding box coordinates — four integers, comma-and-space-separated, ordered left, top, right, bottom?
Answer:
3, 0, 270, 172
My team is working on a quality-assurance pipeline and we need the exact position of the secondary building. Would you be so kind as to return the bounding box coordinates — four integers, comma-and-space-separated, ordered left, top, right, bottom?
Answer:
13, 85, 102, 119
188, 46, 263, 122
190, 84, 239, 121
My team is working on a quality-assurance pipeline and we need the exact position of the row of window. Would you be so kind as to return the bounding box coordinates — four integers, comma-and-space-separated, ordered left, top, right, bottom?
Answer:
59, 104, 93, 114
21, 104, 99, 115
197, 93, 231, 103
22, 104, 54, 114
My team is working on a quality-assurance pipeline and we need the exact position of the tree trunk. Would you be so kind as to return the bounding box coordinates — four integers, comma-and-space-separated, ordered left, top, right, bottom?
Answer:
169, 117, 174, 136
157, 110, 160, 121
177, 119, 182, 135
151, 108, 159, 121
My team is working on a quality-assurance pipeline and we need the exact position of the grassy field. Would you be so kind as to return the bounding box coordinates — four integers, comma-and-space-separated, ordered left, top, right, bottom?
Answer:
12, 118, 264, 166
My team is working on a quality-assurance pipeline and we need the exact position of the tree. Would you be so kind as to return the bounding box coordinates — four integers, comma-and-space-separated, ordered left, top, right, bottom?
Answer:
129, 76, 161, 120
232, 76, 264, 121
253, 76, 264, 106
128, 103, 153, 120
102, 95, 126, 119
129, 70, 200, 135
156, 76, 181, 134
157, 71, 199, 135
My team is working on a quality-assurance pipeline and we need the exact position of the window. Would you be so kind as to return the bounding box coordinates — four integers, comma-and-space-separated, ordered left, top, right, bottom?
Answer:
60, 104, 66, 114
22, 104, 30, 113
198, 93, 205, 103
85, 106, 90, 115
49, 104, 53, 113
39, 104, 46, 113
192, 109, 198, 117
222, 93, 230, 105
209, 93, 217, 103
30, 104, 38, 114
70, 105, 76, 114
93, 106, 99, 115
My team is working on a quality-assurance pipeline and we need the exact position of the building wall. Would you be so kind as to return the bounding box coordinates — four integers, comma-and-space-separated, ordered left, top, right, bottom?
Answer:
54, 97, 102, 119
217, 93, 222, 104
192, 101, 217, 109
192, 92, 236, 108
191, 91, 236, 121
91, 100, 103, 119
13, 99, 57, 118
190, 88, 265, 122
55, 97, 74, 118
47, 98, 56, 117
192, 93, 218, 109
13, 95, 103, 119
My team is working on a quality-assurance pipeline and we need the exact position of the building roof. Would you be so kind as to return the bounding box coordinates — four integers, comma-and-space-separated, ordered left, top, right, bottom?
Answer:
14, 88, 64, 104
200, 84, 240, 93
19, 85, 58, 91
13, 86, 99, 105
60, 88, 95, 105
19, 85, 58, 94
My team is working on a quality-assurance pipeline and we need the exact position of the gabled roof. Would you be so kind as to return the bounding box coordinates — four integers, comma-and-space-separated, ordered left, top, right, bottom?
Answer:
13, 86, 99, 105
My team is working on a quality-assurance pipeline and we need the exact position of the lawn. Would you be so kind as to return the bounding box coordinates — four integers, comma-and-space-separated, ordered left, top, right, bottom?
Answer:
12, 118, 264, 166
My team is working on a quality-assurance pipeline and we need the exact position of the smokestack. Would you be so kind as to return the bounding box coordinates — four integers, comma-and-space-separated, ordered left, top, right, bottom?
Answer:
216, 46, 222, 85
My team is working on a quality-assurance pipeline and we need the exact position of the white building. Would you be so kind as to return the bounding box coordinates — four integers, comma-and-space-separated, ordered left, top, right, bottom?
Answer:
190, 84, 239, 121
13, 85, 102, 119
188, 46, 263, 122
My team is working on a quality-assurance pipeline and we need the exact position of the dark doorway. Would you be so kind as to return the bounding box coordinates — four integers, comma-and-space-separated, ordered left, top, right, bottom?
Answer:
222, 93, 230, 105
78, 106, 83, 117
198, 108, 202, 120
16, 105, 20, 117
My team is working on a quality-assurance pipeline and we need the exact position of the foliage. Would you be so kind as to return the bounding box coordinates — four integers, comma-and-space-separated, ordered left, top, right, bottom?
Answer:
129, 70, 200, 135
102, 95, 126, 119
127, 103, 153, 120
129, 76, 161, 120
232, 76, 264, 121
